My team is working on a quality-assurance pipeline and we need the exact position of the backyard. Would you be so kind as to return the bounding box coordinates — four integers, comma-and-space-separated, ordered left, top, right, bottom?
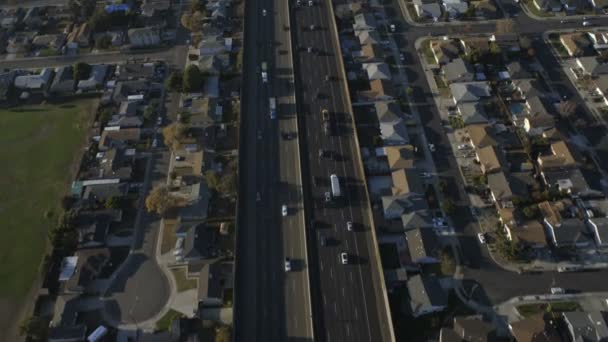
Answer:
0, 99, 95, 337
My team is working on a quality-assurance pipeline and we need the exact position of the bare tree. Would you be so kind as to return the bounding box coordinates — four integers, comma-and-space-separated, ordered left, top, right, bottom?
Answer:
145, 185, 183, 215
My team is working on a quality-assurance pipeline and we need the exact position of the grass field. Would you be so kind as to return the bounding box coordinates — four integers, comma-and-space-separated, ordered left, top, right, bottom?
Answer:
0, 100, 94, 337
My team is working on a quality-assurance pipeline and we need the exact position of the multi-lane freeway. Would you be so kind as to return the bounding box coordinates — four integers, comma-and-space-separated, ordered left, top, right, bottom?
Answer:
290, 1, 394, 341
234, 0, 313, 339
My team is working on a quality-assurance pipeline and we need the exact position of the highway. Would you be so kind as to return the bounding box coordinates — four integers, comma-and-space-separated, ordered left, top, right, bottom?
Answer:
290, 0, 393, 341
234, 0, 313, 338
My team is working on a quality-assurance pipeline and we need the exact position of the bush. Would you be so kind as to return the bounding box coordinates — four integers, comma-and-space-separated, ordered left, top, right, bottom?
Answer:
95, 35, 113, 49
165, 71, 183, 92
182, 65, 204, 92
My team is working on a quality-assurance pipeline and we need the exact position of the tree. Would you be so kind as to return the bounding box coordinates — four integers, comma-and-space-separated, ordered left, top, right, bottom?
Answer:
19, 316, 47, 341
162, 123, 190, 150
145, 185, 182, 215
495, 19, 514, 34
204, 170, 221, 190
522, 204, 539, 219
218, 171, 237, 196
182, 64, 204, 92
178, 111, 192, 124
557, 100, 577, 118
442, 198, 456, 215
165, 71, 184, 92
74, 62, 92, 81
98, 107, 112, 125
95, 35, 113, 50
181, 11, 204, 32
215, 325, 231, 342
105, 196, 121, 209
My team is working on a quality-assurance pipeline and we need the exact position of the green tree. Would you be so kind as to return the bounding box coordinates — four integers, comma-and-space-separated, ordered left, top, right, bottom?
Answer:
218, 171, 237, 196
442, 198, 456, 215
165, 71, 184, 92
19, 316, 47, 341
105, 196, 121, 209
204, 170, 221, 190
95, 35, 113, 50
98, 107, 112, 125
74, 62, 92, 81
182, 64, 204, 92
522, 204, 539, 219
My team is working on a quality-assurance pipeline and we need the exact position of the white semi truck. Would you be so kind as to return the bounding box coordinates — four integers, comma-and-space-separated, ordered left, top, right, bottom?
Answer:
330, 174, 341, 198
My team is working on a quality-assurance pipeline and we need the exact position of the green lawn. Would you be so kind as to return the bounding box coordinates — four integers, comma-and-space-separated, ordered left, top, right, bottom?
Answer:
171, 267, 198, 292
155, 309, 183, 332
0, 100, 94, 300
517, 301, 581, 317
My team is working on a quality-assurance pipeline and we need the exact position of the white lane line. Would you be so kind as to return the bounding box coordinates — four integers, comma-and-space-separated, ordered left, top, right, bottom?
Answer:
349, 271, 354, 282
346, 323, 351, 337
334, 302, 338, 315
323, 294, 327, 306
341, 286, 345, 297
354, 307, 359, 320
329, 267, 334, 279
320, 259, 324, 271
345, 239, 349, 249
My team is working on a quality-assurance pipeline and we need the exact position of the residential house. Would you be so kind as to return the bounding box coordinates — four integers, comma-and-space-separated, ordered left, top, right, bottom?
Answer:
391, 168, 424, 195
450, 81, 491, 103
198, 261, 234, 307
375, 102, 402, 124
537, 141, 578, 171
401, 209, 435, 231
539, 200, 592, 247
587, 32, 608, 54
176, 224, 210, 262
559, 33, 592, 57
381, 119, 409, 146
363, 62, 392, 80
443, 58, 475, 83
203, 75, 220, 98
14, 68, 54, 92
48, 294, 87, 341
458, 102, 489, 125
141, 0, 172, 17
128, 27, 161, 48
512, 79, 545, 101
505, 61, 533, 80
431, 39, 461, 65
178, 182, 210, 222
476, 145, 506, 174
75, 209, 122, 247
198, 38, 226, 56
406, 275, 447, 317
77, 64, 109, 91
442, 0, 469, 18
413, 0, 442, 21
358, 79, 397, 102
505, 220, 548, 249
82, 182, 128, 203
382, 193, 428, 219
384, 145, 415, 171
562, 311, 608, 341
50, 66, 75, 94
197, 55, 222, 75
592, 75, 608, 106
453, 316, 497, 342
353, 13, 376, 31
575, 56, 608, 77
406, 228, 440, 264
475, 0, 498, 19
107, 115, 143, 128
488, 171, 528, 208
460, 37, 490, 56
359, 43, 385, 62
357, 30, 381, 45
533, 0, 563, 11
523, 96, 554, 136
98, 127, 141, 150
490, 33, 521, 53
0, 70, 22, 101
115, 62, 156, 81
467, 124, 497, 148
587, 217, 608, 247
541, 168, 601, 198
48, 325, 87, 342
112, 80, 152, 103
62, 248, 110, 294
81, 148, 134, 181
67, 23, 91, 48
588, 0, 608, 9
32, 34, 65, 51
509, 313, 563, 342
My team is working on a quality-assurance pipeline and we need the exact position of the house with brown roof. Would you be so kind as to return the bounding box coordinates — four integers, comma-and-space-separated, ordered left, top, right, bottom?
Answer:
509, 313, 562, 342
357, 79, 397, 102
67, 23, 91, 48
406, 228, 440, 264
391, 168, 424, 196
475, 145, 507, 174
505, 220, 548, 248
467, 124, 497, 149
384, 145, 415, 171
488, 171, 529, 208
453, 316, 497, 342
358, 43, 385, 62
559, 33, 592, 57
523, 96, 555, 136
431, 39, 462, 65
537, 141, 577, 171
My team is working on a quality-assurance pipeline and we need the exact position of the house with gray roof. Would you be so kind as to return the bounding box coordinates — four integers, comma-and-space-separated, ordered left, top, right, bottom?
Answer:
406, 228, 440, 264
50, 66, 75, 95
505, 61, 533, 80
77, 64, 109, 91
458, 102, 489, 125
576, 56, 608, 77
450, 82, 491, 103
128, 27, 161, 48
524, 96, 554, 136
107, 115, 143, 128
382, 193, 428, 220
587, 217, 608, 247
198, 261, 233, 307
541, 168, 601, 199
533, 0, 563, 11
488, 171, 529, 208
442, 0, 469, 18
562, 311, 608, 342
380, 119, 409, 146
375, 102, 402, 124
545, 218, 593, 248
401, 210, 434, 231
443, 58, 474, 83
413, 0, 442, 21
353, 13, 376, 31
14, 68, 54, 92
406, 275, 447, 317
363, 62, 392, 81
357, 30, 381, 45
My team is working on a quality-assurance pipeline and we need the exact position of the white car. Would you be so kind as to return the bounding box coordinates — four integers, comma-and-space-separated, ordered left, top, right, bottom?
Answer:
457, 144, 470, 150
582, 21, 592, 27
550, 287, 565, 294
257, 130, 262, 140
433, 217, 447, 227
340, 252, 348, 265
428, 143, 436, 152
420, 172, 432, 178
296, 0, 301, 5
282, 204, 288, 216
262, 9, 267, 16
156, 116, 163, 125
477, 233, 486, 244
284, 258, 292, 272
152, 138, 158, 148
308, 0, 313, 6
399, 53, 405, 62
389, 24, 396, 32
347, 221, 353, 231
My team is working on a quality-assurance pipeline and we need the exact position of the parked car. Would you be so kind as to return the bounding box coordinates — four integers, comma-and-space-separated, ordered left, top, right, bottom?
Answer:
347, 221, 353, 231
428, 143, 436, 152
477, 233, 486, 244
550, 287, 565, 294
284, 258, 292, 272
282, 204, 288, 216
340, 252, 348, 265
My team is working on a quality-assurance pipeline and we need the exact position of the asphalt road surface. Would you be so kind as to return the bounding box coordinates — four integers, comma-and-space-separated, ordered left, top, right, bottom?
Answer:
233, 0, 314, 338
290, 0, 393, 341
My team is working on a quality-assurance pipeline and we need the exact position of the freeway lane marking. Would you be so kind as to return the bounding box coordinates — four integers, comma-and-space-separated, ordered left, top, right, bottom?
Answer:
320, 259, 324, 271
346, 323, 351, 337
349, 271, 354, 282
330, 266, 334, 279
